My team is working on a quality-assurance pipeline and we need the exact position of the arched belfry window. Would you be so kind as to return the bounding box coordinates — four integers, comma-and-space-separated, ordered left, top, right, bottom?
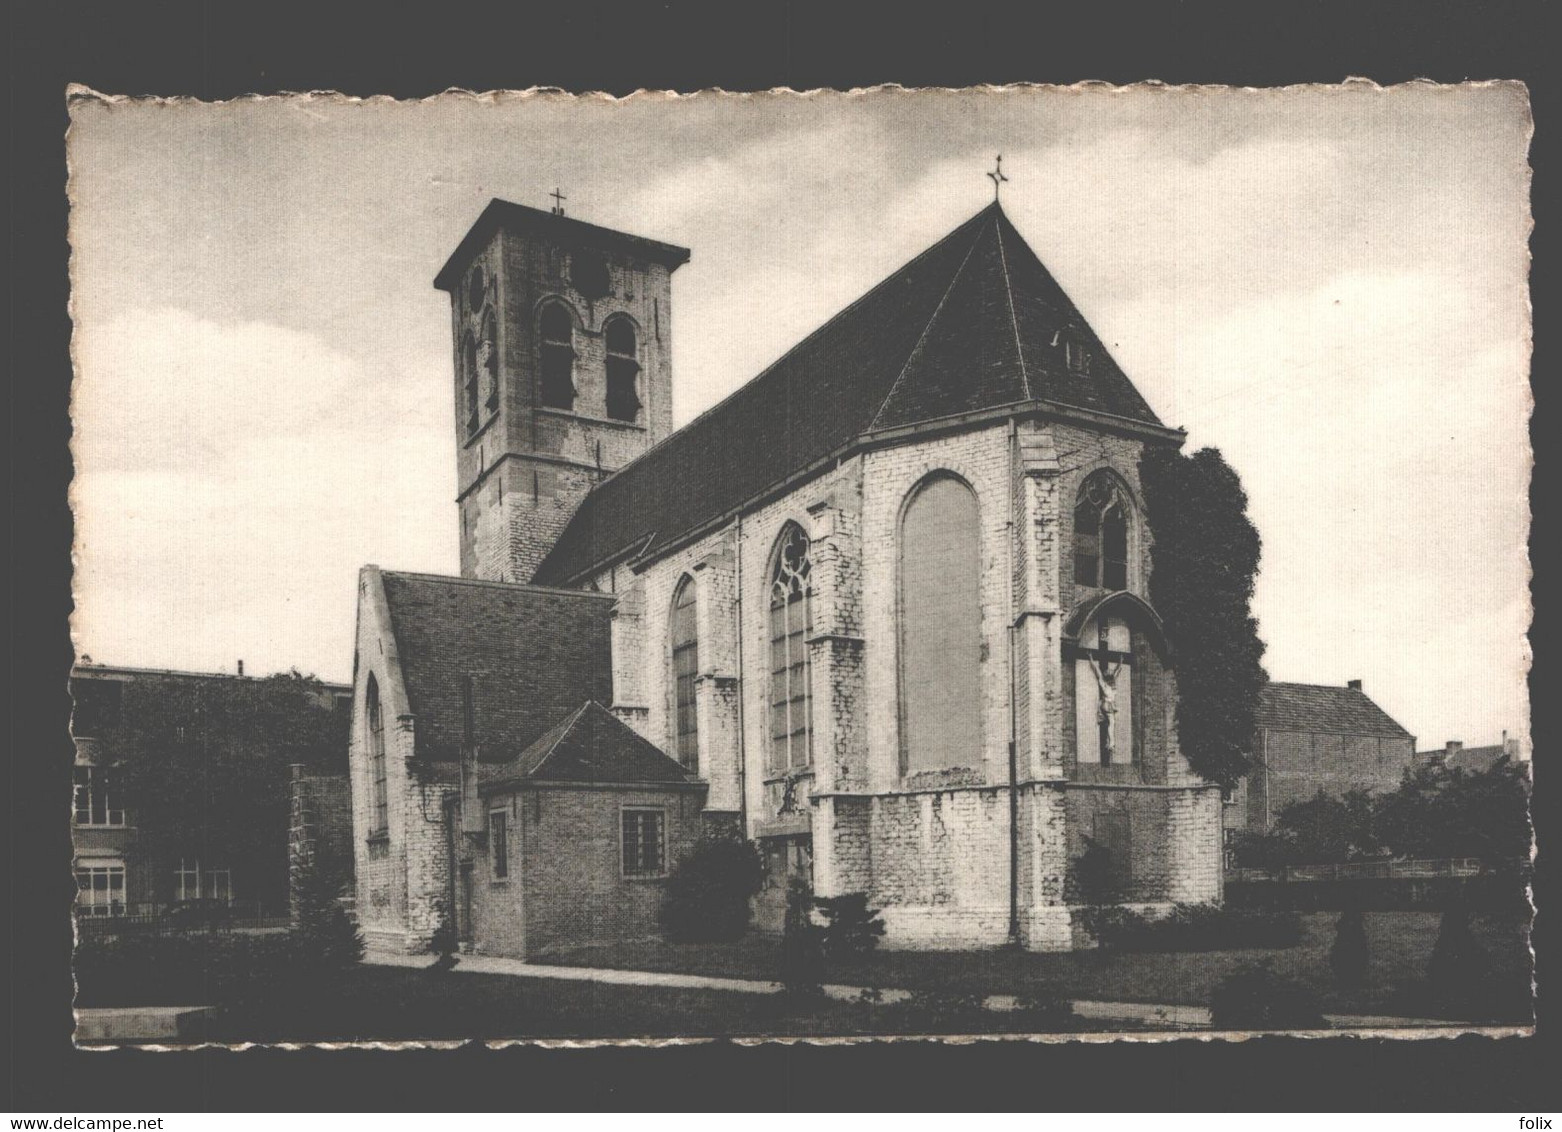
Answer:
479, 309, 499, 409
767, 523, 813, 774
899, 475, 982, 773
1074, 471, 1132, 591
539, 302, 576, 411
366, 675, 388, 834
461, 330, 480, 436
670, 575, 699, 772
604, 316, 641, 423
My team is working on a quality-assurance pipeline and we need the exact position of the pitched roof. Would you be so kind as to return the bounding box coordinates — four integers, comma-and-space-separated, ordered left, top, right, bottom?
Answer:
1257, 682, 1412, 739
434, 198, 690, 292
532, 202, 1172, 585
480, 701, 696, 791
379, 571, 614, 763
1415, 744, 1517, 775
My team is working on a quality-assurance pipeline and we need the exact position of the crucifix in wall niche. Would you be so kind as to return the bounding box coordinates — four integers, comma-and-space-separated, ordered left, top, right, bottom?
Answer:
1087, 623, 1124, 764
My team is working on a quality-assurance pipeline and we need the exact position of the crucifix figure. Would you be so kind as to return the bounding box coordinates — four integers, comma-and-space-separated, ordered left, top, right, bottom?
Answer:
549, 187, 567, 216
987, 154, 1009, 201
1087, 625, 1123, 764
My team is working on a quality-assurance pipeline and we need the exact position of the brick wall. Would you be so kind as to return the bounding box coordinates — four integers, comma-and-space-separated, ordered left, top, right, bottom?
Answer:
449, 223, 676, 585
469, 784, 705, 959
1250, 729, 1415, 830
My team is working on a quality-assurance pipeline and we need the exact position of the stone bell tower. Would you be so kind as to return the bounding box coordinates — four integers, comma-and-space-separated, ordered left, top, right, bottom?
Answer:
434, 197, 690, 584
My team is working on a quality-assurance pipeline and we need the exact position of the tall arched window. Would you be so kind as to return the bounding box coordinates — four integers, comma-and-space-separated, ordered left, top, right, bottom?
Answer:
1074, 471, 1132, 591
539, 302, 576, 410
461, 330, 479, 436
768, 524, 813, 773
365, 675, 388, 834
899, 475, 982, 773
604, 316, 641, 422
670, 576, 699, 772
479, 309, 499, 409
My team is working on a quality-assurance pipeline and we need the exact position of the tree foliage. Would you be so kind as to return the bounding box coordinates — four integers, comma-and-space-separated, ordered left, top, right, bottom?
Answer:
658, 831, 764, 943
99, 671, 348, 909
1376, 757, 1532, 862
1138, 445, 1268, 789
1231, 757, 1532, 868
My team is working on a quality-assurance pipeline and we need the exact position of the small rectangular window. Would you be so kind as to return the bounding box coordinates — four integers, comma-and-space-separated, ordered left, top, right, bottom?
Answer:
489, 809, 509, 878
621, 807, 666, 878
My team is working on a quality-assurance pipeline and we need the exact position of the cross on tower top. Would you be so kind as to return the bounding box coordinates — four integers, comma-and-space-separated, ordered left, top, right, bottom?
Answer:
987, 155, 1009, 201
549, 187, 567, 216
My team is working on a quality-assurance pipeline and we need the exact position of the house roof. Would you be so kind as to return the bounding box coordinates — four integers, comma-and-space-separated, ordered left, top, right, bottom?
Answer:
479, 701, 698, 792
1415, 744, 1516, 775
433, 198, 690, 292
1257, 682, 1412, 739
379, 571, 614, 763
532, 202, 1175, 586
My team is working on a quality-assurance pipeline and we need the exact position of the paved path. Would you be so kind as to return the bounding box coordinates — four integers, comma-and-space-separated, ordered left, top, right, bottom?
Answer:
364, 950, 1457, 1030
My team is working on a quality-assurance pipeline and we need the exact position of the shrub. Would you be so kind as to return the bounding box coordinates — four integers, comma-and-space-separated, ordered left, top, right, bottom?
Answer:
814, 892, 886, 958
659, 832, 764, 943
73, 931, 307, 1008
291, 857, 363, 974
778, 876, 825, 997
1095, 903, 1304, 953
1329, 908, 1370, 989
1209, 964, 1328, 1030
1068, 837, 1121, 948
1428, 902, 1492, 1020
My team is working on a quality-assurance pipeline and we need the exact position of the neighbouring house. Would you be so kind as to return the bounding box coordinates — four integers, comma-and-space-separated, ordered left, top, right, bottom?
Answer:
1415, 734, 1527, 775
348, 196, 1225, 957
1228, 679, 1416, 839
69, 662, 351, 920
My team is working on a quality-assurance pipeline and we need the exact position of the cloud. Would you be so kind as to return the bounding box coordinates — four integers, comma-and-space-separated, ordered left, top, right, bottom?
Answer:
71, 308, 456, 679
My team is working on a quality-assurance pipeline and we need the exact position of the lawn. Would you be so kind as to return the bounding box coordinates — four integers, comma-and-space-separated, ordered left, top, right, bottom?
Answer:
98, 966, 1106, 1044
543, 911, 1532, 1023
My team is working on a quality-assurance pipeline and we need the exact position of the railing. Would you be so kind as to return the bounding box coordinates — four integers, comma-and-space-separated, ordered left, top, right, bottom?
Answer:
74, 899, 291, 935
1228, 858, 1499, 884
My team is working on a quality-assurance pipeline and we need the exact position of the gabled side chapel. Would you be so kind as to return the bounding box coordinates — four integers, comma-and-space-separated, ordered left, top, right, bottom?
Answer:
348, 195, 1223, 957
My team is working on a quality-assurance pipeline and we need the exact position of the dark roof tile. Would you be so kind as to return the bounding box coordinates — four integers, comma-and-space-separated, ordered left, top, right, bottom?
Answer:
380, 571, 614, 763
532, 203, 1167, 586
1257, 682, 1412, 738
481, 701, 694, 789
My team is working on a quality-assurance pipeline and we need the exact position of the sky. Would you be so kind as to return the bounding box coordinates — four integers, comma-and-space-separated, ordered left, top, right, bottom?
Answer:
67, 83, 1532, 753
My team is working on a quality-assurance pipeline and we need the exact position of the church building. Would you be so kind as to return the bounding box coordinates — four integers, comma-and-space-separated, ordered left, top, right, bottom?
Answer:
347, 192, 1223, 957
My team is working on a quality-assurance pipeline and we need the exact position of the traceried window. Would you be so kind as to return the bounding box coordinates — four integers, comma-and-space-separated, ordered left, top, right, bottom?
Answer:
75, 860, 126, 917
366, 675, 388, 835
1074, 614, 1137, 767
462, 330, 480, 436
670, 575, 700, 773
1074, 471, 1132, 591
480, 309, 499, 409
604, 316, 641, 422
489, 809, 509, 879
767, 524, 814, 773
73, 765, 125, 827
539, 302, 576, 410
621, 807, 666, 878
899, 475, 982, 774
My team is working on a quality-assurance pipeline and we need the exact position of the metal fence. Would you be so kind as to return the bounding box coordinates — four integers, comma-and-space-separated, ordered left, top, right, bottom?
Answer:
74, 900, 291, 936
1228, 857, 1498, 885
